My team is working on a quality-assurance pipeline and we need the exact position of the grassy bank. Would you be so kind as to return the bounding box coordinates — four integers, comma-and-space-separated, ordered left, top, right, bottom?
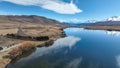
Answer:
0, 26, 65, 68
80, 26, 120, 31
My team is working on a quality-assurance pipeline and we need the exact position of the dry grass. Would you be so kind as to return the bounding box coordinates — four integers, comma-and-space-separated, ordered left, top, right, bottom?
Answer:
8, 41, 35, 59
0, 29, 18, 35
0, 51, 10, 68
0, 23, 64, 68
81, 26, 120, 31
0, 58, 10, 68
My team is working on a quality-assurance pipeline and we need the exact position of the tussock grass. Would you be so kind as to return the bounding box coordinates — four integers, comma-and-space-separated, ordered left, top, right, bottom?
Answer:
8, 41, 35, 59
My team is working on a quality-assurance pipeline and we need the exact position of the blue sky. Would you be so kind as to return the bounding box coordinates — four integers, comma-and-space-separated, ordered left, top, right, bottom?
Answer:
0, 0, 120, 23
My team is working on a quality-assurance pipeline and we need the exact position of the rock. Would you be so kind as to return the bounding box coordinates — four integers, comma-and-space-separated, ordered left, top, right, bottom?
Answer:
0, 47, 3, 50
45, 40, 54, 46
61, 31, 66, 37
37, 40, 54, 47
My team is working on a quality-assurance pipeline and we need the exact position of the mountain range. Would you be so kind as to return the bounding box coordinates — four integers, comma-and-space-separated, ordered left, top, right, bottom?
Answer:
0, 15, 120, 26
90, 16, 120, 26
62, 16, 120, 26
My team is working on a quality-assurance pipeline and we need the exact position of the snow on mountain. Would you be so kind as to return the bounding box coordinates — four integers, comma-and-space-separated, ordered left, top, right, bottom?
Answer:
106, 16, 120, 21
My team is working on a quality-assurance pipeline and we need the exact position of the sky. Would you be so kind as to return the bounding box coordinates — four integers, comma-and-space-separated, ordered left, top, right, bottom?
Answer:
0, 0, 120, 23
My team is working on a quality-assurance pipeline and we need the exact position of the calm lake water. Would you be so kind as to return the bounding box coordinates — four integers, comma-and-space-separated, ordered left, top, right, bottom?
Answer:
6, 28, 120, 68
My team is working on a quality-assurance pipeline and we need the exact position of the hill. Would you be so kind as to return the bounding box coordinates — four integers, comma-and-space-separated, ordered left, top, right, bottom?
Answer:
0, 15, 61, 25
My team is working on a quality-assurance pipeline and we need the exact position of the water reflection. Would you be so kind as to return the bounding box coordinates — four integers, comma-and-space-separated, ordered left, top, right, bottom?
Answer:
52, 36, 80, 48
6, 28, 120, 68
116, 55, 120, 68
66, 58, 82, 68
6, 36, 81, 68
27, 36, 80, 59
10, 48, 36, 63
106, 31, 120, 36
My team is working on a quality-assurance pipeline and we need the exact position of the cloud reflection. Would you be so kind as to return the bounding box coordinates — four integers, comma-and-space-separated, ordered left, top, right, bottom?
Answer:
52, 36, 80, 49
116, 55, 120, 68
27, 36, 81, 59
66, 58, 82, 68
106, 31, 120, 36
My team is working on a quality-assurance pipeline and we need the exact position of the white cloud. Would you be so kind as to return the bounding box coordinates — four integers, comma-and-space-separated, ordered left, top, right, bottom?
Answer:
1, 0, 82, 14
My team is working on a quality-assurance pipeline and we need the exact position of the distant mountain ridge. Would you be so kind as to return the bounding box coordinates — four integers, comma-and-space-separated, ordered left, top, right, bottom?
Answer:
86, 20, 97, 23
62, 22, 92, 26
0, 15, 61, 25
62, 16, 120, 26
106, 16, 120, 21
90, 16, 120, 26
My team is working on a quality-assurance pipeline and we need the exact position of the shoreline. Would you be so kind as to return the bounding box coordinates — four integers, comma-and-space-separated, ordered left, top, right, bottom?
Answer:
1, 25, 120, 68
79, 25, 120, 31
0, 26, 66, 68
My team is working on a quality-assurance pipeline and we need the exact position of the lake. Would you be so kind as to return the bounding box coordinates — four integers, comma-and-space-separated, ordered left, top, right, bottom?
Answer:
6, 28, 120, 68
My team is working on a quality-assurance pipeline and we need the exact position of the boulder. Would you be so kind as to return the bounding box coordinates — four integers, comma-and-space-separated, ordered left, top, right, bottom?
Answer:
0, 47, 3, 50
